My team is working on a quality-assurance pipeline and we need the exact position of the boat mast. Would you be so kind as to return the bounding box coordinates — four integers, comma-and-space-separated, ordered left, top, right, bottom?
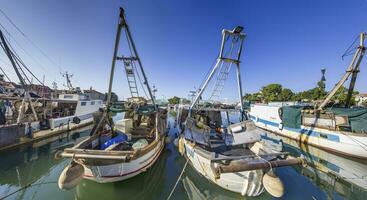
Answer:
61, 71, 74, 91
105, 8, 124, 110
118, 8, 157, 108
0, 28, 38, 122
189, 26, 246, 116
317, 32, 366, 110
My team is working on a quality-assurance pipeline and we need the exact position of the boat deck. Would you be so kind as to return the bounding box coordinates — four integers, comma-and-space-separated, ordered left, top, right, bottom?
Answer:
199, 135, 255, 157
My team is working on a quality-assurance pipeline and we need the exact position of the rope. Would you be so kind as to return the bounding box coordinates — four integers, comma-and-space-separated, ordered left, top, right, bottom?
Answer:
124, 28, 149, 99
0, 181, 57, 199
342, 35, 359, 60
0, 22, 58, 83
0, 8, 63, 72
166, 158, 189, 200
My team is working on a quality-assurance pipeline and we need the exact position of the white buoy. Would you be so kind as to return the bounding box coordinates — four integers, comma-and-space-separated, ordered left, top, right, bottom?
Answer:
262, 170, 284, 197
58, 161, 84, 190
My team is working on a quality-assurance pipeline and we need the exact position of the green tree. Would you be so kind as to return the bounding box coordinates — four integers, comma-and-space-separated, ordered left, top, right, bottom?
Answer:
280, 88, 294, 101
243, 92, 262, 102
261, 84, 283, 103
362, 100, 367, 107
331, 86, 358, 106
168, 96, 180, 104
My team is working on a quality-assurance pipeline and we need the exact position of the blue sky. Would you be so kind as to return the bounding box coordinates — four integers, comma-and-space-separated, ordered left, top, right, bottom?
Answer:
0, 0, 366, 101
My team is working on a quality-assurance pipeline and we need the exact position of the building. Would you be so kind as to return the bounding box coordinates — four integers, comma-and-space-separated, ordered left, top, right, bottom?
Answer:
356, 93, 367, 106
83, 87, 105, 101
29, 84, 53, 99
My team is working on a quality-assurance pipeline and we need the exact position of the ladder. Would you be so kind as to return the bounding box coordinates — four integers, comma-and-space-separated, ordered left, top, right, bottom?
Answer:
209, 61, 233, 101
123, 59, 139, 97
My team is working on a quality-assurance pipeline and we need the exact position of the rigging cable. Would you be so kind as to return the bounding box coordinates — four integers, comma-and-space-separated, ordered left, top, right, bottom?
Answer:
0, 22, 55, 84
0, 29, 43, 85
0, 65, 11, 82
124, 29, 149, 98
0, 8, 63, 72
341, 35, 359, 60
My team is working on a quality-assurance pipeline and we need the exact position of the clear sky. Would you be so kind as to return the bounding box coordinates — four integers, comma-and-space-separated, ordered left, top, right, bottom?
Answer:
0, 0, 366, 102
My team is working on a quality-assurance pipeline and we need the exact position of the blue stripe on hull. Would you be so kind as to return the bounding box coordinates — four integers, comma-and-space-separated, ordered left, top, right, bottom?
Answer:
249, 115, 340, 143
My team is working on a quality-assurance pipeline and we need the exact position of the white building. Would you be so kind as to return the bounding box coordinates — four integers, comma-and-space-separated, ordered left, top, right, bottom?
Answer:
355, 93, 367, 106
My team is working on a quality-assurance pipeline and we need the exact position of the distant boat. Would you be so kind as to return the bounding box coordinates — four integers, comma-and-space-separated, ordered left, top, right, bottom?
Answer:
176, 26, 304, 198
57, 7, 167, 189
249, 32, 367, 159
0, 26, 102, 150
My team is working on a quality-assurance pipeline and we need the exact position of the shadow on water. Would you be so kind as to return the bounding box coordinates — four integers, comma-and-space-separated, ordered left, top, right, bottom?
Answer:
0, 113, 366, 200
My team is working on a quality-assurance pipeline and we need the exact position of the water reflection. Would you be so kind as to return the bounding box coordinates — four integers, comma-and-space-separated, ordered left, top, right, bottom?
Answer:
0, 113, 366, 200
0, 125, 93, 199
261, 132, 367, 199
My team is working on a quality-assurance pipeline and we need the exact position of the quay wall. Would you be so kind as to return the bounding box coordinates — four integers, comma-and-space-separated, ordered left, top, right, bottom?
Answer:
0, 124, 25, 148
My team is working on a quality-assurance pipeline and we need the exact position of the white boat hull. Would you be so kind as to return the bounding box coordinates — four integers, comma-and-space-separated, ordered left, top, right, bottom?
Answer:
249, 104, 367, 159
82, 139, 165, 183
183, 139, 265, 196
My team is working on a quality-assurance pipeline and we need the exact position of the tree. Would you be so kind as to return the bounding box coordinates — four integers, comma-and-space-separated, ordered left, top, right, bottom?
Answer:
243, 92, 262, 102
168, 96, 180, 104
362, 100, 367, 107
261, 84, 283, 103
331, 86, 358, 106
280, 88, 294, 101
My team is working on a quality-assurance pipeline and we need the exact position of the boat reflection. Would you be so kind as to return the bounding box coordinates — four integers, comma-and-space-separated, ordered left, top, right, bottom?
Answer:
261, 132, 367, 200
74, 146, 169, 200
0, 125, 93, 199
182, 163, 275, 200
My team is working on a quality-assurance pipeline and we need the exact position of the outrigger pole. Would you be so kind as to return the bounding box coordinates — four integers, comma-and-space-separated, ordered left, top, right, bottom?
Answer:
189, 26, 246, 117
318, 32, 366, 110
0, 28, 38, 122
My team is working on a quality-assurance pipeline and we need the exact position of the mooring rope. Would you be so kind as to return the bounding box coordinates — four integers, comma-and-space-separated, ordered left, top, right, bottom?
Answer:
166, 158, 189, 200
0, 181, 57, 200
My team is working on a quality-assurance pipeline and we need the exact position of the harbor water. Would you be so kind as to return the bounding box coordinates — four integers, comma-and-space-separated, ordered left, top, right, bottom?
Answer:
0, 113, 366, 200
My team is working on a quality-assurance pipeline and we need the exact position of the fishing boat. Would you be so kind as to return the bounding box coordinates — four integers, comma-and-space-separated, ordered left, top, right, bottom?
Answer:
249, 32, 367, 159
0, 27, 102, 150
57, 7, 167, 189
176, 26, 305, 197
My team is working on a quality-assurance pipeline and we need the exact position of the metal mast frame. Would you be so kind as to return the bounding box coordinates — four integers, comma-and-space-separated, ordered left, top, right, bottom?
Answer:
318, 32, 366, 110
0, 28, 38, 122
189, 27, 246, 118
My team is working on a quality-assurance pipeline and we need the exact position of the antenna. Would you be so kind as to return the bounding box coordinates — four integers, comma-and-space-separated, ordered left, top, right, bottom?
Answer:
61, 71, 74, 91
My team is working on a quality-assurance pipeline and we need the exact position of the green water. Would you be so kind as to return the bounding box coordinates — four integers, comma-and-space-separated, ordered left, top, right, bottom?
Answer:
0, 115, 366, 200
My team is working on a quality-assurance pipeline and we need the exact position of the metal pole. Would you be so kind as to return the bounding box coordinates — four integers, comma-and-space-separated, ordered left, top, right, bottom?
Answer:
189, 59, 221, 114
0, 28, 38, 122
121, 9, 157, 108
106, 7, 124, 109
318, 32, 366, 110
235, 36, 245, 120
345, 32, 366, 107
236, 64, 244, 120
189, 31, 227, 114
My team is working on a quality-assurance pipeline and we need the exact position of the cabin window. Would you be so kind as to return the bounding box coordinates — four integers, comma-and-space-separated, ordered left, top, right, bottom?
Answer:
91, 101, 95, 105
81, 102, 87, 106
63, 95, 73, 99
